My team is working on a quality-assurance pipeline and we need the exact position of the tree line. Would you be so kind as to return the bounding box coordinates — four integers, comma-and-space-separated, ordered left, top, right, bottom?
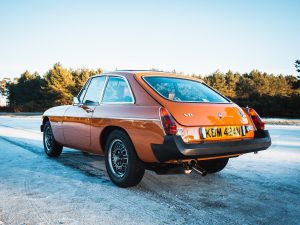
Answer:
0, 63, 102, 112
197, 69, 300, 118
1, 62, 300, 118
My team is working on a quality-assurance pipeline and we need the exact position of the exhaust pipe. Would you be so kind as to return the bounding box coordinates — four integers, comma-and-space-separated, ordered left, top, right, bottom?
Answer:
191, 164, 207, 176
183, 160, 207, 176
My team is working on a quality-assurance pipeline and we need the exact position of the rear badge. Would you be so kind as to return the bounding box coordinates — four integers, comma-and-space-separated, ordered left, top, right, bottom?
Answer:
184, 113, 193, 117
217, 112, 223, 119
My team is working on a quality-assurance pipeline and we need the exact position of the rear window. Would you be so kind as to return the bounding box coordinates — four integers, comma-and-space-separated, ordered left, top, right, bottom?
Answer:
143, 76, 229, 103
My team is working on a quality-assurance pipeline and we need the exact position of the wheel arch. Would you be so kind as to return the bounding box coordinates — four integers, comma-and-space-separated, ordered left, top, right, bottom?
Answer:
41, 116, 49, 132
100, 126, 132, 152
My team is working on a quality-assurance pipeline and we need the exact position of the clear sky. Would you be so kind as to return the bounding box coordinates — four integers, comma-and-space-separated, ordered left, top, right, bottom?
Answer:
0, 0, 299, 78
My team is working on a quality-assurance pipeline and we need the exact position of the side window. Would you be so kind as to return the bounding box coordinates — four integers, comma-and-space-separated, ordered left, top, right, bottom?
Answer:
77, 79, 90, 103
102, 77, 134, 103
82, 76, 106, 104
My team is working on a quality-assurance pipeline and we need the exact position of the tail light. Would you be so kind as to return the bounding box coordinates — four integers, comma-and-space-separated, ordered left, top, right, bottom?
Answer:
246, 108, 265, 130
159, 107, 177, 135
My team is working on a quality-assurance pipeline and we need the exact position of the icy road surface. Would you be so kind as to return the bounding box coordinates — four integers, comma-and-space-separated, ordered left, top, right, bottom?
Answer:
0, 116, 299, 225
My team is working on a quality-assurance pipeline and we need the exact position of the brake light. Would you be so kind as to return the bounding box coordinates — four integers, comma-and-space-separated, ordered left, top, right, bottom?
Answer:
248, 108, 265, 130
159, 108, 177, 135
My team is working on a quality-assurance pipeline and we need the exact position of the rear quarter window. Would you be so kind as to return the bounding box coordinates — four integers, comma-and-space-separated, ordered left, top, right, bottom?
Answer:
102, 77, 134, 103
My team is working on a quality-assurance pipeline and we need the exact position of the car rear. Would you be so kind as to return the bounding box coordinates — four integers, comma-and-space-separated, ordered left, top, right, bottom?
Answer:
134, 72, 271, 162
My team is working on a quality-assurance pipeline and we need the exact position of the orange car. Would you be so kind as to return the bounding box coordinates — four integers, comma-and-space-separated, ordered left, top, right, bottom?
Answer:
41, 70, 271, 187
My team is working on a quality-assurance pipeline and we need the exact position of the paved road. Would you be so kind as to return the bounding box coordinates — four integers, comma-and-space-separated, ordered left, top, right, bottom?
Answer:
0, 116, 299, 225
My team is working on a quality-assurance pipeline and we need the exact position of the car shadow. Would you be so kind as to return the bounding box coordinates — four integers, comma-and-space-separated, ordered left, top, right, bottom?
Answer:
0, 135, 232, 191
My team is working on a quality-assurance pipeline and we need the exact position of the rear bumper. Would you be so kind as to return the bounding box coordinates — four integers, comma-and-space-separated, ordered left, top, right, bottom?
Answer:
151, 130, 271, 162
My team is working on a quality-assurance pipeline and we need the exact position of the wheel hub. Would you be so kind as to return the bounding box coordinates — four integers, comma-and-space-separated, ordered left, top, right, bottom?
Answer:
108, 139, 128, 178
44, 126, 53, 151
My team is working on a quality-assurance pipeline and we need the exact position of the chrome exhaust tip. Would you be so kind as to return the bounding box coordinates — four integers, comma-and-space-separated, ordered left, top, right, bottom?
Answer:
184, 160, 207, 176
191, 164, 207, 176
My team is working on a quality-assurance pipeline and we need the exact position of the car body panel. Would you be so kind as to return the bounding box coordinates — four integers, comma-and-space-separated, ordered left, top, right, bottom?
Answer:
134, 72, 255, 142
42, 71, 270, 163
89, 104, 164, 162
63, 105, 96, 150
44, 105, 71, 145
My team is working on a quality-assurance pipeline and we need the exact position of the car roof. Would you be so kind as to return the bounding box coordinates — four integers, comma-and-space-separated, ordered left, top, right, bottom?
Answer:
91, 70, 204, 82
104, 70, 171, 75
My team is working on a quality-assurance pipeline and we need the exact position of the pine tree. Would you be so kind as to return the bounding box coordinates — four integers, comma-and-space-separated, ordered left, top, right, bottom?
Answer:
204, 70, 227, 95
7, 71, 45, 111
225, 70, 240, 98
71, 68, 103, 95
44, 63, 75, 105
0, 79, 8, 96
295, 60, 300, 73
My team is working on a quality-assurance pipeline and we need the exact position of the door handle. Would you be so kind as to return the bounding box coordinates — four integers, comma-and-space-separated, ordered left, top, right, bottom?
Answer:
85, 108, 94, 113
78, 104, 94, 113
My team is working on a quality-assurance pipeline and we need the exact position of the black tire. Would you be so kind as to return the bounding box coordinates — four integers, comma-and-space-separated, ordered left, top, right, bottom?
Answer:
43, 121, 63, 157
104, 130, 145, 188
197, 158, 229, 174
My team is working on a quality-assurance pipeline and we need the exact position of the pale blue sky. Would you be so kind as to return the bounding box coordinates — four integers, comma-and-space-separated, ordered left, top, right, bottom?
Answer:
0, 0, 299, 78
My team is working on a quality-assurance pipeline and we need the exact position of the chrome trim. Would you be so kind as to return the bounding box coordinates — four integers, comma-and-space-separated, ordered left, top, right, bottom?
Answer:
92, 116, 160, 121
141, 75, 231, 104
75, 77, 92, 105
99, 74, 135, 104
98, 76, 109, 103
108, 139, 128, 178
100, 102, 134, 105
77, 75, 107, 106
242, 125, 246, 136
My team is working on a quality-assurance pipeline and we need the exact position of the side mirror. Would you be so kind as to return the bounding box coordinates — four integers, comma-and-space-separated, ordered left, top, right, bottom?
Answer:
73, 97, 80, 105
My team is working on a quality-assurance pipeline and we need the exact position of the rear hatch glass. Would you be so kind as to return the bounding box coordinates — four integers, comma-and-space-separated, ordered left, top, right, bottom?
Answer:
142, 76, 249, 126
143, 76, 229, 103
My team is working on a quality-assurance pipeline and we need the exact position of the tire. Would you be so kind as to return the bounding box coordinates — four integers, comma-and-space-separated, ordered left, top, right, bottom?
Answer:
197, 158, 229, 174
43, 121, 63, 157
104, 130, 145, 188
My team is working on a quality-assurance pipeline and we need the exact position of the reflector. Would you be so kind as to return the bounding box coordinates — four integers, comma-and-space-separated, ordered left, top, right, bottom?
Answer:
159, 107, 177, 135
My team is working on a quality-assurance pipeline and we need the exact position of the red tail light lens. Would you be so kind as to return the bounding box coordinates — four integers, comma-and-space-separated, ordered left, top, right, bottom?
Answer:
248, 108, 265, 130
159, 108, 177, 135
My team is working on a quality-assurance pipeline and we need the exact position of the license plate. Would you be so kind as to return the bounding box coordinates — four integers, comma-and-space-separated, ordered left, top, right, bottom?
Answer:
200, 126, 245, 140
